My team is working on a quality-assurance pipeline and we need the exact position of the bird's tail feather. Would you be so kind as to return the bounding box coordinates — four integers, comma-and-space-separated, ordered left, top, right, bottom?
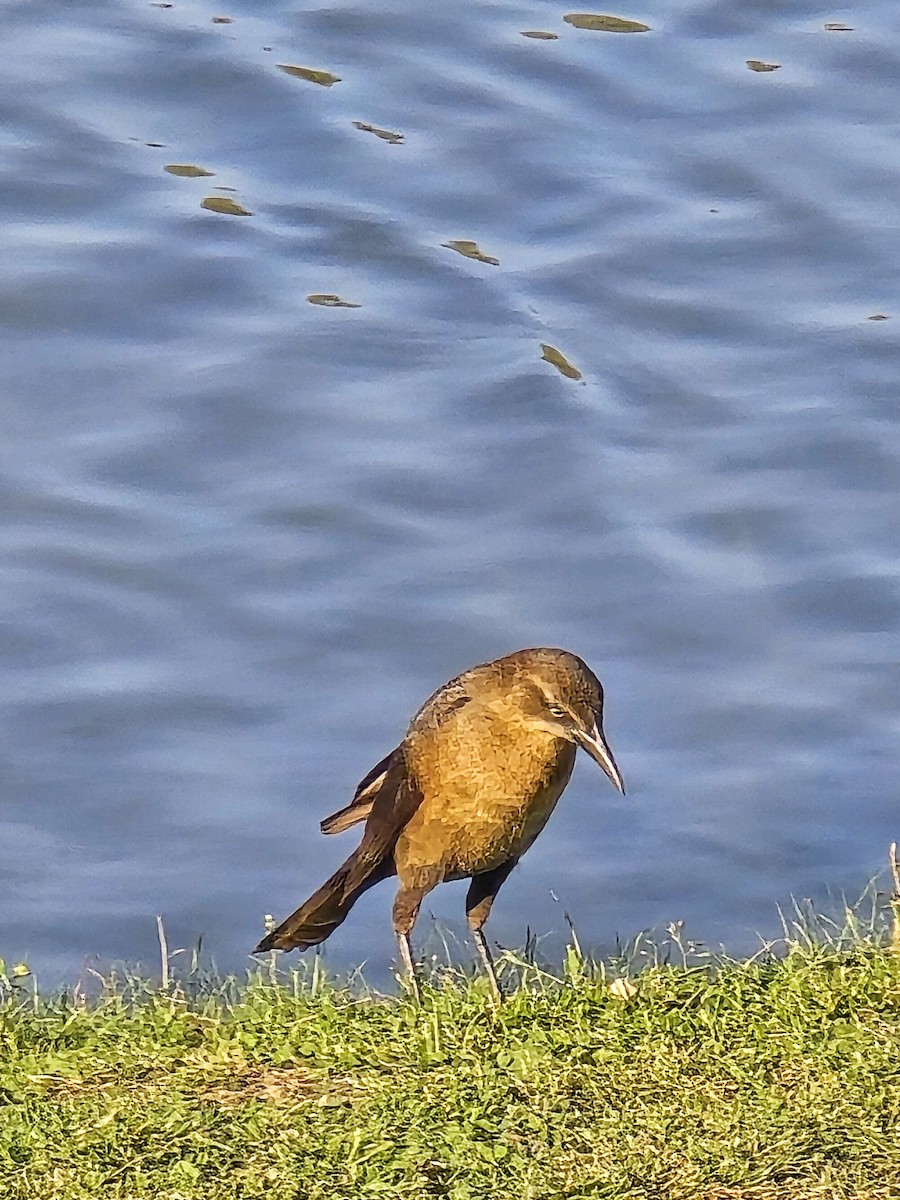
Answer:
254, 849, 395, 953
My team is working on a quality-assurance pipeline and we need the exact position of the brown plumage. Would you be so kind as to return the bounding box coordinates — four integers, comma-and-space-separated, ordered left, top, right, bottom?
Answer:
255, 647, 624, 1001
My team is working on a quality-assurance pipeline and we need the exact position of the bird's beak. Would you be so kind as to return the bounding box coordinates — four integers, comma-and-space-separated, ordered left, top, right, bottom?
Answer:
574, 718, 625, 794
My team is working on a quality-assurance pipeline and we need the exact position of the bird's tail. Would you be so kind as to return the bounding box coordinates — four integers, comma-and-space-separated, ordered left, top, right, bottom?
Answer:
254, 848, 396, 953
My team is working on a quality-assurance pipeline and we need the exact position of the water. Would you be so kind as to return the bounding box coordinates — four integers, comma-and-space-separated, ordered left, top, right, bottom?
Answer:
1, 0, 898, 985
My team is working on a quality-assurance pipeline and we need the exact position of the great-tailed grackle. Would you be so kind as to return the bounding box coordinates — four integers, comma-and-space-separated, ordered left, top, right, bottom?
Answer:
255, 648, 624, 1001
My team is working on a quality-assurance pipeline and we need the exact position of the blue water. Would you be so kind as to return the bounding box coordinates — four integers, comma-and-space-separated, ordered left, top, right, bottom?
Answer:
1, 0, 898, 985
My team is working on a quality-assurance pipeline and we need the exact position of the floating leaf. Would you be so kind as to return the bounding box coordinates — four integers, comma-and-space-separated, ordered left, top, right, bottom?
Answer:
201, 196, 252, 216
824, 22, 853, 31
165, 163, 214, 177
352, 121, 404, 144
867, 313, 889, 321
278, 63, 341, 86
564, 13, 650, 32
521, 30, 559, 39
541, 343, 582, 380
211, 15, 233, 22
146, 142, 165, 148
307, 293, 361, 308
442, 239, 499, 266
746, 59, 780, 71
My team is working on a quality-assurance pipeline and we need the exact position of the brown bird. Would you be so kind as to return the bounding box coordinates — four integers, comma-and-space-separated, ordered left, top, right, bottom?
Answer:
255, 647, 624, 1001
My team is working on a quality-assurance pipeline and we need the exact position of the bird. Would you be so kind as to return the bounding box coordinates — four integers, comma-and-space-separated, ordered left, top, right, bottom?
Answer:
255, 647, 624, 1002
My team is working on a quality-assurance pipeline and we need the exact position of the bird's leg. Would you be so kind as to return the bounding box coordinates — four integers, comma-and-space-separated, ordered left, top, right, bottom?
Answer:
392, 885, 428, 1003
466, 860, 518, 1005
396, 930, 420, 1005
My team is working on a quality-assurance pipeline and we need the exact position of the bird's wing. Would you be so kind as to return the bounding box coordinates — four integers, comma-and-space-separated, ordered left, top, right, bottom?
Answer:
321, 672, 469, 839
340, 751, 424, 897
319, 675, 470, 836
320, 747, 400, 834
319, 801, 373, 835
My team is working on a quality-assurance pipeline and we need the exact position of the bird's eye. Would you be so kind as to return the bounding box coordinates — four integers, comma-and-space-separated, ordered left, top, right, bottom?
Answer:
548, 705, 566, 718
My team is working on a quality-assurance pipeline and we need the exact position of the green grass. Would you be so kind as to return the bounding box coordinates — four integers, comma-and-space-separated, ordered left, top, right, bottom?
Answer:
2, 903, 900, 1200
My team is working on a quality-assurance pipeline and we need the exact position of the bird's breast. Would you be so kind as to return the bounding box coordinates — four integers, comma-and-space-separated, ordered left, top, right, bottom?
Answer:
395, 729, 577, 884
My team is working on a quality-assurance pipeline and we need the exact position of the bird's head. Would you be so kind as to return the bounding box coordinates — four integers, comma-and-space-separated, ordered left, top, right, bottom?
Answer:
512, 648, 625, 794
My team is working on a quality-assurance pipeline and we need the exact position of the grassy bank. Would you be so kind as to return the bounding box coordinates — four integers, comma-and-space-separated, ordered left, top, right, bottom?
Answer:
2, 912, 900, 1200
